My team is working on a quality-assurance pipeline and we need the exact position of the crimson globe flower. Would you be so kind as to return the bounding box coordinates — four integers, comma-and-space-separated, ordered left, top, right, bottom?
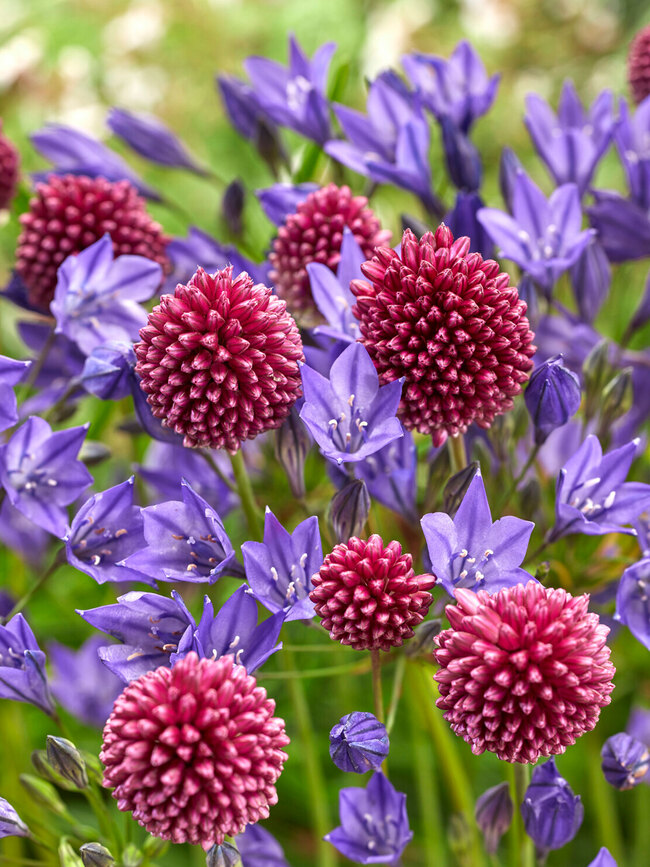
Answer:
101, 652, 289, 848
628, 25, 650, 105
269, 183, 391, 318
16, 174, 169, 310
0, 120, 19, 211
310, 534, 435, 652
434, 582, 615, 763
351, 226, 536, 446
134, 266, 303, 452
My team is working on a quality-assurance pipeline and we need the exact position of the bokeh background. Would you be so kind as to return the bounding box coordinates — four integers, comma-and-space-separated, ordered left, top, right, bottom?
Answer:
1, 1, 650, 865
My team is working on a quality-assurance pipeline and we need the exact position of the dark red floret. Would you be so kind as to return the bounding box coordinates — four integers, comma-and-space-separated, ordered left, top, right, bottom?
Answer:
629, 24, 650, 105
0, 120, 19, 211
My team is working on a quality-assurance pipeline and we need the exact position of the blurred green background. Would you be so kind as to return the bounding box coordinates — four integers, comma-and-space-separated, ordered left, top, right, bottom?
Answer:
1, 1, 650, 866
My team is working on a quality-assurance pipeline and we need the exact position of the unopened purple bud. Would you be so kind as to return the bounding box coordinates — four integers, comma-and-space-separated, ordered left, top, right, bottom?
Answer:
516, 273, 539, 328
521, 758, 583, 854
499, 147, 523, 212
441, 117, 482, 192
525, 355, 581, 445
221, 180, 245, 236
107, 108, 206, 175
329, 712, 389, 773
404, 618, 442, 658
588, 848, 617, 867
597, 368, 634, 440
206, 842, 240, 867
442, 461, 480, 518
475, 782, 513, 855
570, 238, 611, 325
601, 732, 650, 790
46, 736, 88, 789
80, 843, 115, 867
275, 405, 311, 499
329, 479, 371, 543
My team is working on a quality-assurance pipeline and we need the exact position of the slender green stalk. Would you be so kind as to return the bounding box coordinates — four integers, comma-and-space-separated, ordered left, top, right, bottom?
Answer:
385, 655, 406, 734
228, 450, 263, 539
510, 762, 534, 867
498, 444, 540, 514
2, 553, 65, 624
370, 649, 385, 724
447, 434, 468, 475
84, 785, 121, 854
283, 648, 336, 867
586, 736, 624, 862
260, 661, 369, 680
633, 779, 650, 867
199, 449, 238, 493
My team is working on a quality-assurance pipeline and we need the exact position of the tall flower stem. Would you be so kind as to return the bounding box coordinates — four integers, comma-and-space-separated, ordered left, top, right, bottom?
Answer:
587, 736, 624, 861
510, 762, 534, 867
498, 444, 540, 514
385, 655, 406, 734
2, 551, 65, 624
283, 648, 335, 867
228, 450, 263, 539
447, 434, 468, 475
370, 649, 385, 724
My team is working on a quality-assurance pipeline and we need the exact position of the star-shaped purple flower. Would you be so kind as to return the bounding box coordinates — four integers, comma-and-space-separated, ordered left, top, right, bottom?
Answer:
0, 614, 54, 715
325, 771, 413, 865
421, 470, 534, 595
0, 417, 92, 538
123, 480, 238, 584
51, 235, 161, 356
241, 508, 322, 622
300, 342, 404, 466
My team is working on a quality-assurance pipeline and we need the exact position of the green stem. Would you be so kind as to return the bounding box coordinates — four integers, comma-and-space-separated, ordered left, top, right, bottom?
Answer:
228, 450, 263, 539
385, 655, 406, 734
522, 537, 551, 569
199, 449, 237, 493
2, 552, 65, 624
498, 444, 540, 514
447, 434, 468, 475
84, 786, 120, 853
587, 736, 624, 862
370, 650, 385, 724
633, 778, 650, 866
511, 763, 534, 867
283, 648, 336, 867
260, 661, 369, 680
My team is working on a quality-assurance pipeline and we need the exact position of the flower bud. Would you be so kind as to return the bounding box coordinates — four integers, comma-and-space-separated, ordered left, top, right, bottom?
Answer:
404, 618, 442, 658
222, 180, 245, 236
601, 732, 650, 790
59, 839, 84, 867
275, 405, 311, 499
520, 477, 542, 517
582, 340, 614, 424
120, 844, 143, 867
46, 736, 88, 790
329, 479, 370, 543
206, 842, 241, 867
329, 712, 389, 773
525, 355, 581, 445
80, 843, 115, 867
142, 837, 169, 859
0, 796, 29, 839
499, 147, 523, 213
570, 238, 611, 325
475, 782, 513, 854
627, 269, 650, 337
442, 461, 480, 518
521, 758, 583, 855
254, 118, 288, 177
597, 368, 634, 441
440, 117, 482, 192
588, 847, 617, 867
19, 774, 68, 817
516, 273, 539, 328
79, 440, 112, 467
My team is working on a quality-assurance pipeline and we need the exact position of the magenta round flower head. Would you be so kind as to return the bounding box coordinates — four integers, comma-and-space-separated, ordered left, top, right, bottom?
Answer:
241, 508, 322, 621
325, 771, 412, 864
123, 480, 238, 585
0, 120, 20, 210
100, 652, 290, 848
629, 26, 650, 105
49, 636, 123, 728
422, 469, 534, 596
601, 732, 650, 790
299, 342, 404, 466
521, 758, 583, 856
525, 355, 581, 445
434, 582, 615, 763
329, 712, 389, 774
351, 225, 536, 446
0, 417, 93, 539
475, 782, 513, 855
107, 108, 208, 174
0, 614, 55, 715
134, 265, 303, 452
0, 797, 29, 839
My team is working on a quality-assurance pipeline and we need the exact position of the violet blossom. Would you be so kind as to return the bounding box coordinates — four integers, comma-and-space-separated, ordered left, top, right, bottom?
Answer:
0, 614, 54, 715
48, 636, 123, 727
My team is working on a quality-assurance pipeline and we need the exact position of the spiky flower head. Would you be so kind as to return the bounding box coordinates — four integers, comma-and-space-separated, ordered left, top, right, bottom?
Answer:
269, 183, 391, 318
351, 226, 536, 446
100, 652, 289, 848
134, 266, 303, 452
434, 582, 615, 763
628, 25, 650, 105
16, 174, 169, 311
310, 534, 435, 652
0, 120, 19, 211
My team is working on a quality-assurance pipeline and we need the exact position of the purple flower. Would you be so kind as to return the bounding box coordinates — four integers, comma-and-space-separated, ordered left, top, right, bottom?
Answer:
0, 797, 29, 839
107, 108, 207, 174
0, 418, 92, 539
499, 147, 524, 212
18, 321, 86, 414
475, 782, 513, 855
551, 435, 650, 541
0, 499, 51, 568
123, 480, 237, 584
308, 227, 363, 340
627, 706, 650, 784
243, 35, 335, 143
0, 355, 30, 433
615, 557, 650, 650
51, 235, 161, 356
235, 824, 290, 867
325, 771, 412, 865
325, 72, 439, 214
588, 849, 617, 867
521, 758, 583, 855
444, 192, 494, 259
524, 82, 617, 195
299, 342, 404, 465
48, 636, 122, 727
569, 238, 611, 324
257, 182, 319, 225
587, 190, 650, 262
601, 732, 650, 790
421, 470, 534, 595
614, 97, 650, 210
525, 355, 581, 445
30, 124, 158, 199
478, 169, 594, 297
402, 40, 500, 133
0, 614, 54, 715
182, 585, 283, 674
217, 75, 274, 140
242, 508, 322, 622
329, 712, 389, 774
66, 478, 151, 586
80, 342, 136, 400
77, 590, 196, 682
440, 116, 482, 192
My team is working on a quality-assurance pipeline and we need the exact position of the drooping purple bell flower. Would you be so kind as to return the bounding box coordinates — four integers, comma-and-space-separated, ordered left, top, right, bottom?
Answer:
0, 797, 29, 839
601, 732, 650, 790
107, 108, 207, 174
0, 614, 55, 715
325, 771, 413, 864
475, 782, 513, 855
329, 712, 389, 774
615, 557, 650, 650
524, 355, 581, 445
0, 417, 92, 539
235, 823, 290, 867
521, 758, 583, 855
